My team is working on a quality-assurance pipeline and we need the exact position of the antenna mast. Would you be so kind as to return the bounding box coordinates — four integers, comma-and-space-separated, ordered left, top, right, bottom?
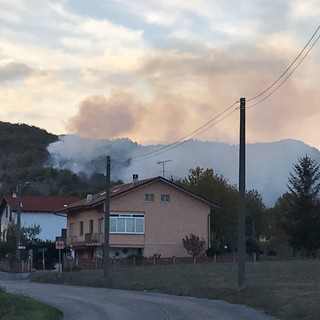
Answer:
157, 160, 172, 178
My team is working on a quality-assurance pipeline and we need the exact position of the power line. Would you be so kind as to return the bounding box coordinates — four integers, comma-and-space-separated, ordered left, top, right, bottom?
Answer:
130, 101, 238, 162
247, 31, 320, 109
53, 27, 320, 168
247, 25, 320, 104
126, 101, 239, 161
131, 106, 238, 162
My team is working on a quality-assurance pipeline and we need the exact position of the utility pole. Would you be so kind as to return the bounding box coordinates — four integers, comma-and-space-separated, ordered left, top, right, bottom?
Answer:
16, 182, 22, 260
237, 97, 246, 291
157, 160, 172, 178
104, 156, 111, 279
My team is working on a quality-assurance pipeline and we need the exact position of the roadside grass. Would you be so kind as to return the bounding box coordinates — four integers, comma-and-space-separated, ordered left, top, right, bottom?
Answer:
31, 259, 320, 320
0, 287, 62, 320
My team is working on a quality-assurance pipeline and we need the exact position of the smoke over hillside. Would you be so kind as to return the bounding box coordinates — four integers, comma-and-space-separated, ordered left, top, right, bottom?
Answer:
47, 136, 320, 207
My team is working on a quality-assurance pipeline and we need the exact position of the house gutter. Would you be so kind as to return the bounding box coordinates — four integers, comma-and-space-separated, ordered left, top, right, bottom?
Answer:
54, 212, 67, 218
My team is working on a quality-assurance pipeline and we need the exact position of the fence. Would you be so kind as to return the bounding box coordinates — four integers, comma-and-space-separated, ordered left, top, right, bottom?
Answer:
0, 253, 256, 273
65, 253, 256, 271
0, 260, 32, 273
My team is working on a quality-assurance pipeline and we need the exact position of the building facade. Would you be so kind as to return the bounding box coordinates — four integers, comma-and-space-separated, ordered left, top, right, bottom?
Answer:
62, 176, 219, 258
0, 195, 80, 241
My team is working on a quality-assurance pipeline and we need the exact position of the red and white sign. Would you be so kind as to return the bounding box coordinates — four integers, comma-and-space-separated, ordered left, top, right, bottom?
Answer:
55, 241, 65, 250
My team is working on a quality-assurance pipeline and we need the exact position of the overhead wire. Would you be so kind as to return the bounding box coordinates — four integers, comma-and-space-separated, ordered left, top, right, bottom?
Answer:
124, 100, 239, 161
248, 32, 320, 109
247, 24, 320, 104
68, 25, 320, 167
122, 25, 320, 162
131, 106, 239, 162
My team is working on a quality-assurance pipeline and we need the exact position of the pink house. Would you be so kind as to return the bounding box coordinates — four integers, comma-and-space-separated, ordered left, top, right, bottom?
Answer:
61, 176, 219, 258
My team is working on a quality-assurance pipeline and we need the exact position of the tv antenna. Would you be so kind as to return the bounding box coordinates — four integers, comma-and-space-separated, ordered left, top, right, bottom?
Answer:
157, 160, 172, 178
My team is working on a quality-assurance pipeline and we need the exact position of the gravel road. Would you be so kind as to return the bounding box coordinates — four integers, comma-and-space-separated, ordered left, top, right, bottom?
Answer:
1, 280, 276, 320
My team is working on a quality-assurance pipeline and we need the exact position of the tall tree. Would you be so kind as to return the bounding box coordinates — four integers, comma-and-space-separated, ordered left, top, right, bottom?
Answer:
177, 167, 266, 254
282, 155, 320, 257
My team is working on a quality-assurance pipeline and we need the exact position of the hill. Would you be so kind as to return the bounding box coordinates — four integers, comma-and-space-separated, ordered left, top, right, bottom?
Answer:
0, 121, 58, 177
48, 135, 320, 206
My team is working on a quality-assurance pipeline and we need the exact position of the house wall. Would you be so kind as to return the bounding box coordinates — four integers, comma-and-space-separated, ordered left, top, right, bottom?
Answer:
111, 181, 210, 257
67, 180, 211, 258
1, 205, 66, 241
66, 208, 103, 243
21, 212, 66, 241
0, 205, 15, 240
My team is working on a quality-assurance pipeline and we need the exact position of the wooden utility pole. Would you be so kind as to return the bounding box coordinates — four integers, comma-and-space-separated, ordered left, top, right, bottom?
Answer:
237, 97, 246, 290
104, 156, 111, 279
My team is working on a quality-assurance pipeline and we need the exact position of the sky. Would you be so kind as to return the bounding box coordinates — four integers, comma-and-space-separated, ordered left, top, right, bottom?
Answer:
1, 0, 320, 148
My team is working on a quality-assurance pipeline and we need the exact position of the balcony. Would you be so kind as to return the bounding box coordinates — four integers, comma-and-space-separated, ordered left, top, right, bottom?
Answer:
68, 233, 104, 246
85, 233, 104, 244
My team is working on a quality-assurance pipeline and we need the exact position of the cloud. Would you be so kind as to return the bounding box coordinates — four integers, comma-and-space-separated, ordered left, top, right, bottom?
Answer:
1, 0, 320, 149
66, 41, 320, 148
0, 61, 31, 82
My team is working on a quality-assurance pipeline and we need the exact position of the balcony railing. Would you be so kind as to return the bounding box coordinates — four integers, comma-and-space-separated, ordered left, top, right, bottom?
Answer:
69, 233, 104, 245
85, 233, 104, 244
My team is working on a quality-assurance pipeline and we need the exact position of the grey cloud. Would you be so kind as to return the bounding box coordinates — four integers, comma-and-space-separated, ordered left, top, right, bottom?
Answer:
0, 62, 32, 82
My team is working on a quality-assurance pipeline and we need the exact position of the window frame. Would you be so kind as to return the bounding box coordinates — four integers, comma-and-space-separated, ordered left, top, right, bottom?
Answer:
79, 221, 84, 236
110, 214, 145, 234
69, 223, 74, 238
160, 194, 171, 202
144, 193, 154, 202
89, 219, 94, 234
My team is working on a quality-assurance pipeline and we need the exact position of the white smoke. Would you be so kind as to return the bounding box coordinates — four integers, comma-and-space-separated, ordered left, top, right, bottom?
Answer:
47, 135, 320, 207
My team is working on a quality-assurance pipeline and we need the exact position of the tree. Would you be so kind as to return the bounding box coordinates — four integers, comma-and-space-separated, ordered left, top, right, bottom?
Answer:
177, 167, 238, 252
177, 167, 266, 254
282, 155, 320, 258
182, 234, 205, 259
21, 224, 42, 245
0, 224, 17, 260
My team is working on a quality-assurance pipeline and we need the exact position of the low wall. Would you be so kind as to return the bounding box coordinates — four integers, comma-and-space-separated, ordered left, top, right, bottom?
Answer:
0, 271, 30, 280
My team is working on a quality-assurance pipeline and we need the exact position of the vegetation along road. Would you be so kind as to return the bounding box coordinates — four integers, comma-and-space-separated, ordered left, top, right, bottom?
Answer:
1, 280, 275, 320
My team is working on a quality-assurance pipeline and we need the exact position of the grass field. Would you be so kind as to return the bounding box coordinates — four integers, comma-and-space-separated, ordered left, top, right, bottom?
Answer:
0, 287, 62, 320
31, 259, 320, 320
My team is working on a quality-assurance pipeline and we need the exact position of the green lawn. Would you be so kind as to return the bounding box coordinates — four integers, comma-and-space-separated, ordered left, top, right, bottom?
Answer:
0, 288, 62, 320
31, 259, 320, 320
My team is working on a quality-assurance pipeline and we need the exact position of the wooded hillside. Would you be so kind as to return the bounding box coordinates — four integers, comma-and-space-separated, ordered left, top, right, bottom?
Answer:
0, 122, 115, 197
0, 121, 58, 178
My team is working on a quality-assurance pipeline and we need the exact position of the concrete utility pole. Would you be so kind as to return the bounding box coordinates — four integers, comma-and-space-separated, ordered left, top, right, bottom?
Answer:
237, 97, 246, 291
104, 156, 111, 279
16, 182, 22, 260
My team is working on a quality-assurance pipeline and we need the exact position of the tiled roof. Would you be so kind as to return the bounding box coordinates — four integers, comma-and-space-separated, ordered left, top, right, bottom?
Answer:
2, 195, 81, 212
60, 176, 219, 212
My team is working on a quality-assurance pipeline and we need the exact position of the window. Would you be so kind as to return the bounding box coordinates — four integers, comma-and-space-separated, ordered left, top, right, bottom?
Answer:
161, 194, 170, 202
89, 220, 94, 234
145, 194, 154, 202
69, 223, 74, 238
80, 221, 84, 236
98, 218, 103, 234
110, 214, 144, 234
5, 206, 8, 218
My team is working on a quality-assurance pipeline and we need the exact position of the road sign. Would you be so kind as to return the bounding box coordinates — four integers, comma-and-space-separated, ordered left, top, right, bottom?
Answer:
55, 241, 65, 250
18, 245, 26, 250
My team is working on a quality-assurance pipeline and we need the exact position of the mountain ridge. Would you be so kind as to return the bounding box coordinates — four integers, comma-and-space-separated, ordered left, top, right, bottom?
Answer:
48, 135, 320, 206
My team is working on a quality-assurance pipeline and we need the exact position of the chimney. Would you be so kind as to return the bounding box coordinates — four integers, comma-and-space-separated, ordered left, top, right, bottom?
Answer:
86, 193, 93, 203
133, 174, 138, 185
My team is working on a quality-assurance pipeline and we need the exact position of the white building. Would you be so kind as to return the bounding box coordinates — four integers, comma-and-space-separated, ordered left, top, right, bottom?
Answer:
0, 195, 80, 241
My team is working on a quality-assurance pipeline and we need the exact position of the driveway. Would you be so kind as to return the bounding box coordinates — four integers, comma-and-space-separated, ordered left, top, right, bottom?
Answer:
1, 280, 276, 320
